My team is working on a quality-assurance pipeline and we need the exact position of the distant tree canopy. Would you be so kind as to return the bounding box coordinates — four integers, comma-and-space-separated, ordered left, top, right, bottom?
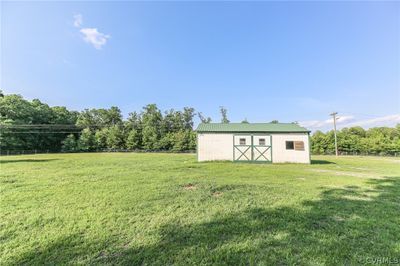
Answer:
1, 92, 399, 155
310, 125, 400, 156
0, 93, 197, 152
0, 94, 79, 152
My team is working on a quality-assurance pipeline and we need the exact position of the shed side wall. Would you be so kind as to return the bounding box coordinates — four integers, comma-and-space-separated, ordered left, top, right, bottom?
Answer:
271, 133, 310, 163
198, 133, 233, 161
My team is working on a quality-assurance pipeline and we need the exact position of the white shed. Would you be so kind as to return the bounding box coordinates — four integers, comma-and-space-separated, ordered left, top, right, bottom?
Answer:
196, 123, 311, 163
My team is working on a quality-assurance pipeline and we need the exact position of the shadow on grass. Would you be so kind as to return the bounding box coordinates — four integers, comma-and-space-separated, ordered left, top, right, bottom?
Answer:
0, 159, 59, 164
12, 177, 400, 265
311, 159, 336, 165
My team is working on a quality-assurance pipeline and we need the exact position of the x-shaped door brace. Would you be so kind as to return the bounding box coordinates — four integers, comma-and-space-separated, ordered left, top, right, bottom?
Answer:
234, 145, 251, 161
253, 146, 271, 161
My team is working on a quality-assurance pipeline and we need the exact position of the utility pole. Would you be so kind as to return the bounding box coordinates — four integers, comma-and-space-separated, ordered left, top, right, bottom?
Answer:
330, 112, 338, 156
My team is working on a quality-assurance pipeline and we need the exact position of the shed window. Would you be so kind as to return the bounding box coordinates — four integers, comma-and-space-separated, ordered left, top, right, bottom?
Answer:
286, 141, 305, 151
259, 138, 266, 146
239, 138, 246, 145
286, 141, 294, 150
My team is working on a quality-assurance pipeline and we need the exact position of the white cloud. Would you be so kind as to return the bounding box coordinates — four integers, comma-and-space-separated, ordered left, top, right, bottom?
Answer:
80, 28, 110, 50
299, 114, 400, 131
73, 14, 83, 28
72, 14, 110, 50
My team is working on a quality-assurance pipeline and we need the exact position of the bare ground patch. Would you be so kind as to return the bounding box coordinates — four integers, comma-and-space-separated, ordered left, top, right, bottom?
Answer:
212, 191, 223, 197
182, 183, 197, 190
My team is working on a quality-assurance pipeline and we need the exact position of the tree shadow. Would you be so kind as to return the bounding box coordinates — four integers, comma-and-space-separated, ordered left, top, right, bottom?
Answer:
10, 177, 400, 265
0, 159, 59, 164
311, 159, 336, 165
10, 234, 85, 265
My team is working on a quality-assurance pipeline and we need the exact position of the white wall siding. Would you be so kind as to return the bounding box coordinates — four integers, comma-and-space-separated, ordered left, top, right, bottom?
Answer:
198, 133, 233, 161
271, 133, 310, 163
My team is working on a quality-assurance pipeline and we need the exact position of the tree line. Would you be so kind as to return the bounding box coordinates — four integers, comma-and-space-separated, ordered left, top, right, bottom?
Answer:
311, 126, 400, 156
65, 104, 199, 152
0, 92, 214, 153
1, 91, 399, 155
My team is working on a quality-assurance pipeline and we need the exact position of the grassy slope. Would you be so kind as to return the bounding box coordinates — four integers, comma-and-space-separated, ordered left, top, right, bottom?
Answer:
0, 153, 399, 265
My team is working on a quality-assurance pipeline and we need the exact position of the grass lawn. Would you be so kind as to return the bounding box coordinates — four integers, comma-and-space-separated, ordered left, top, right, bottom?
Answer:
1, 153, 399, 265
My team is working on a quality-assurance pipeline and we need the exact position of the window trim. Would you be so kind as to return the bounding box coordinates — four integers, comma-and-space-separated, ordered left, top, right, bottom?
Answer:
285, 141, 294, 150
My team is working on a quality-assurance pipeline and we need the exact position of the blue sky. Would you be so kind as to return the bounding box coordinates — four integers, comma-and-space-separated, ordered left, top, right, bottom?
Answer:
2, 1, 399, 131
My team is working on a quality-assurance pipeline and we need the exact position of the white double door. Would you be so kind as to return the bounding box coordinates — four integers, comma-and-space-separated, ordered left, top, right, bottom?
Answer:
233, 135, 272, 162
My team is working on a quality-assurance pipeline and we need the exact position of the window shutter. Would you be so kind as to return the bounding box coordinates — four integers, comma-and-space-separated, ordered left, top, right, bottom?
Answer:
294, 141, 305, 151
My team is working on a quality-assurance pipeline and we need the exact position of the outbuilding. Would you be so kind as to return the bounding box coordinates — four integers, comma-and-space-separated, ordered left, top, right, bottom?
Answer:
196, 123, 311, 163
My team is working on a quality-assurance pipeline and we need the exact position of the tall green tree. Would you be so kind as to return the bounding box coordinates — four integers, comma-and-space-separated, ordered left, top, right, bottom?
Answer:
106, 125, 125, 149
182, 107, 195, 130
141, 104, 162, 150
94, 128, 109, 150
61, 134, 78, 152
78, 128, 95, 151
219, 106, 230, 123
125, 111, 142, 149
126, 129, 141, 150
198, 112, 212, 123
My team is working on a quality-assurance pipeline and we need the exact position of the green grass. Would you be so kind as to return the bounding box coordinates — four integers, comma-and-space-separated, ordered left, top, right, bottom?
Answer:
1, 153, 399, 265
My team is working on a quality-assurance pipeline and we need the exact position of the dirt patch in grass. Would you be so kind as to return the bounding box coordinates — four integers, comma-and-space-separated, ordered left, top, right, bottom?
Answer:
182, 183, 197, 190
97, 251, 107, 258
1, 179, 17, 184
212, 191, 223, 197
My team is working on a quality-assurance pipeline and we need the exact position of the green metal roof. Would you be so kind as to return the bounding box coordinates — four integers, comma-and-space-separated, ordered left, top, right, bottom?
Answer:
196, 123, 310, 133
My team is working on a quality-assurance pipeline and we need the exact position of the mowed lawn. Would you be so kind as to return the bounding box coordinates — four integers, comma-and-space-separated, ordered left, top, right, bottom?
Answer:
1, 153, 399, 265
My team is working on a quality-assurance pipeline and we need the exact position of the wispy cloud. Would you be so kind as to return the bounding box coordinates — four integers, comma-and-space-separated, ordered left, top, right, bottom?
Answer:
73, 14, 110, 50
299, 114, 400, 131
300, 115, 354, 129
80, 28, 110, 50
344, 114, 400, 128
73, 14, 83, 28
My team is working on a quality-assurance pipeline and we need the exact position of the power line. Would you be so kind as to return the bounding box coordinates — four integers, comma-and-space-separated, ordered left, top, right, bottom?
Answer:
2, 132, 83, 134
0, 124, 81, 128
0, 124, 83, 135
